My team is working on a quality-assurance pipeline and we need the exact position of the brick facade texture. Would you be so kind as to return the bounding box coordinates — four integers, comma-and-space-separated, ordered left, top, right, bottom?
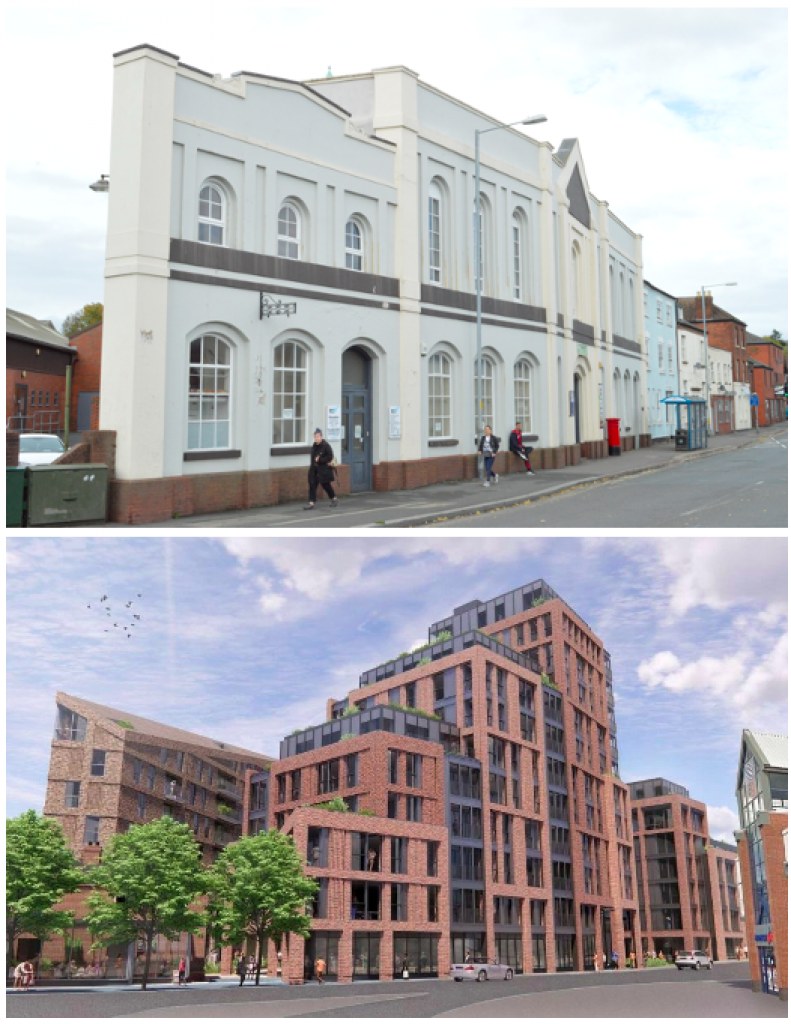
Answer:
67, 322, 103, 431
738, 812, 788, 999
6, 367, 66, 430
7, 430, 20, 466
747, 340, 787, 427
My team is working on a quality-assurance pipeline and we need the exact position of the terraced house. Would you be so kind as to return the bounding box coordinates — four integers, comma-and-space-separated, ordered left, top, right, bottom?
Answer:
97, 45, 648, 522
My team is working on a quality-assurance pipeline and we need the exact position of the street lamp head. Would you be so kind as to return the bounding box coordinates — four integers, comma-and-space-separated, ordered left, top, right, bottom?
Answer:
725, 282, 737, 287
89, 175, 109, 193
521, 116, 548, 125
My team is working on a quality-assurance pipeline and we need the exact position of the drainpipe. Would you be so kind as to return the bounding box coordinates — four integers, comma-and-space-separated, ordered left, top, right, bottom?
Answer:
63, 359, 73, 450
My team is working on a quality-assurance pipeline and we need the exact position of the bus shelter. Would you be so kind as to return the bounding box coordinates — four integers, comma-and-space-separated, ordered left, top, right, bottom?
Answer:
660, 396, 708, 451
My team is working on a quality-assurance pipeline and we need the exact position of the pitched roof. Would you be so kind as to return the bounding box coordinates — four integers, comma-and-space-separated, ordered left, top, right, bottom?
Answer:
57, 691, 272, 763
644, 279, 679, 302
6, 308, 72, 350
746, 730, 788, 771
677, 296, 747, 327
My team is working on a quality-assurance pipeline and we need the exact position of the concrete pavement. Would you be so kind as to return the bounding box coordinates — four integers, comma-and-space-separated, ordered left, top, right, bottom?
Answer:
119, 424, 787, 530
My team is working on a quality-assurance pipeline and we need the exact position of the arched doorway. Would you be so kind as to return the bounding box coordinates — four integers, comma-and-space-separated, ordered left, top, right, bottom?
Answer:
573, 373, 583, 445
342, 346, 372, 492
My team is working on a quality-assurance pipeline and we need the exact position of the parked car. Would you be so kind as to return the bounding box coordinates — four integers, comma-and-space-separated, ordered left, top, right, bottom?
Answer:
18, 434, 66, 466
675, 950, 712, 971
451, 957, 514, 982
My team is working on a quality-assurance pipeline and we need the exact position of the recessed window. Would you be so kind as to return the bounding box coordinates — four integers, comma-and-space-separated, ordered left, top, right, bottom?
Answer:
272, 341, 308, 445
84, 815, 100, 845
345, 220, 363, 271
428, 353, 452, 439
188, 335, 231, 451
514, 360, 532, 432
137, 793, 146, 818
65, 781, 81, 808
428, 181, 442, 284
198, 184, 225, 246
91, 750, 107, 777
278, 203, 300, 260
474, 356, 495, 428
513, 216, 523, 300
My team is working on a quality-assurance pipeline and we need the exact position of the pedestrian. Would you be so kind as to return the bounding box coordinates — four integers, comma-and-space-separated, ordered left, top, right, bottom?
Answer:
593, 950, 600, 972
22, 960, 35, 990
304, 429, 338, 510
464, 950, 473, 965
478, 425, 500, 487
13, 961, 24, 990
277, 949, 282, 975
315, 956, 326, 984
237, 956, 247, 987
611, 949, 619, 970
509, 421, 535, 476
178, 956, 186, 985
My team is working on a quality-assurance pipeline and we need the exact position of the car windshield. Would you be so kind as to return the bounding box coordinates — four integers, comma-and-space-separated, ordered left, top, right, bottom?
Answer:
679, 951, 693, 957
20, 436, 63, 453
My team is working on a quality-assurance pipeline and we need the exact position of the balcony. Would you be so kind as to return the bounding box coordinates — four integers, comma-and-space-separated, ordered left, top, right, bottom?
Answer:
214, 829, 236, 846
164, 782, 185, 802
216, 777, 240, 798
215, 803, 241, 824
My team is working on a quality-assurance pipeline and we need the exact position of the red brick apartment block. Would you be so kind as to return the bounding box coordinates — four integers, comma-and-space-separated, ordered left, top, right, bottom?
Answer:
629, 779, 744, 961
67, 321, 103, 431
736, 730, 788, 1001
745, 333, 787, 427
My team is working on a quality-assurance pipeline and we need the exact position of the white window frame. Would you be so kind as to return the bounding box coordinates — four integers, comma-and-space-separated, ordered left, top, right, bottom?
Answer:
512, 217, 522, 301
668, 344, 673, 373
656, 299, 663, 323
514, 359, 532, 432
658, 340, 664, 371
681, 335, 686, 362
278, 203, 301, 260
187, 335, 232, 451
429, 181, 442, 284
198, 183, 226, 247
475, 355, 495, 428
428, 352, 452, 440
272, 340, 309, 446
345, 219, 363, 272
473, 202, 485, 293
666, 303, 672, 325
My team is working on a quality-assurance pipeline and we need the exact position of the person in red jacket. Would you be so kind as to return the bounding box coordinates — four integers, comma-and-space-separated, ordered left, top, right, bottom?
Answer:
509, 422, 535, 475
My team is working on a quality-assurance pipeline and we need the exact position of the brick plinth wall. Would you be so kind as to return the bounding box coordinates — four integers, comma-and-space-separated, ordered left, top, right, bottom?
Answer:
7, 430, 20, 466
52, 442, 91, 465
639, 434, 652, 449
90, 396, 100, 430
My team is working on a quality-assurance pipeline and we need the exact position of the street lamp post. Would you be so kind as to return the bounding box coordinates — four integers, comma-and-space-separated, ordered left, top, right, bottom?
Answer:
699, 281, 736, 435
474, 115, 547, 475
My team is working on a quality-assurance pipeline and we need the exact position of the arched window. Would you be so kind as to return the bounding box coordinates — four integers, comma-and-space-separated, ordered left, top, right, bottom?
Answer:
571, 242, 581, 320
514, 360, 532, 431
187, 335, 231, 450
345, 220, 363, 271
619, 272, 626, 337
474, 356, 495, 430
428, 353, 452, 439
609, 265, 615, 330
198, 184, 225, 246
629, 279, 635, 338
512, 215, 523, 301
278, 203, 300, 260
273, 340, 308, 445
428, 181, 442, 283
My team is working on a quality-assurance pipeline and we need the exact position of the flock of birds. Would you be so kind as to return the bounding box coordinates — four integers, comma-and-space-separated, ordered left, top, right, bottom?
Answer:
87, 593, 144, 638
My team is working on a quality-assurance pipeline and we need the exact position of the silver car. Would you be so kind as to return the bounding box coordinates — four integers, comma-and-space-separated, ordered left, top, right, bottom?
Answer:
18, 433, 66, 467
451, 957, 514, 982
675, 949, 712, 971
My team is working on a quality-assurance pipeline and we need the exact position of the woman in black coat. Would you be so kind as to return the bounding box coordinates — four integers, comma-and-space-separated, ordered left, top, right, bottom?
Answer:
304, 429, 338, 510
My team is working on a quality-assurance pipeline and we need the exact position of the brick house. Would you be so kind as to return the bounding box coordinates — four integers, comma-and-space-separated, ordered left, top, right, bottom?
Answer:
735, 730, 788, 1001
67, 321, 103, 432
745, 333, 787, 426
628, 777, 744, 961
6, 308, 76, 433
678, 293, 751, 431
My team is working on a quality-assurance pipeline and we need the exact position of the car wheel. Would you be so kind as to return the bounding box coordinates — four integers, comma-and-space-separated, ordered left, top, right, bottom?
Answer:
477, 970, 487, 982
505, 969, 513, 981
454, 977, 462, 982
677, 966, 683, 970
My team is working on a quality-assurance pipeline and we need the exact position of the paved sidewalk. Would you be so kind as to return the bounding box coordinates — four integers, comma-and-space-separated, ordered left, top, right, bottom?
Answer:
119, 424, 785, 530
6, 976, 285, 994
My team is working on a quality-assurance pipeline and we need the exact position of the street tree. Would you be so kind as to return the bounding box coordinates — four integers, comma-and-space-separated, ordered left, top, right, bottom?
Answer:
207, 830, 317, 986
84, 816, 206, 990
61, 302, 103, 338
6, 810, 84, 975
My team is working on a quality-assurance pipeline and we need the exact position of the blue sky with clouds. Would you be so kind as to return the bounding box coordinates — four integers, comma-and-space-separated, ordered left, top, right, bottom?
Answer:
6, 537, 787, 840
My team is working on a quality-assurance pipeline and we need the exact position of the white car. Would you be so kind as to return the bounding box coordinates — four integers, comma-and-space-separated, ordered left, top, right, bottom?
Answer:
18, 434, 66, 466
451, 958, 514, 982
675, 949, 712, 971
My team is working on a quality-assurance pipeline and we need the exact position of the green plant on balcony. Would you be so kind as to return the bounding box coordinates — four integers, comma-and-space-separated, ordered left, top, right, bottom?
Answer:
312, 797, 350, 813
541, 672, 559, 690
385, 702, 441, 720
341, 705, 359, 718
340, 732, 355, 741
416, 657, 432, 666
357, 809, 375, 816
531, 596, 548, 607
216, 803, 235, 817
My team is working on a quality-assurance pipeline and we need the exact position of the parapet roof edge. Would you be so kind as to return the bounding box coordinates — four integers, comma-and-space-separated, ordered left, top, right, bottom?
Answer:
113, 43, 179, 60
230, 70, 352, 117
644, 279, 679, 302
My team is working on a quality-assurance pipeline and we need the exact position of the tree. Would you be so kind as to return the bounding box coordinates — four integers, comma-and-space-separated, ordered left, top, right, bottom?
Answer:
61, 302, 103, 338
6, 811, 84, 976
763, 329, 788, 354
84, 817, 206, 990
207, 830, 317, 986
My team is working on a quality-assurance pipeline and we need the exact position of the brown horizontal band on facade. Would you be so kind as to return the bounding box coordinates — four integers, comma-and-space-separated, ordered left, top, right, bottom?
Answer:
183, 449, 242, 461
428, 439, 460, 448
270, 446, 313, 457
573, 319, 594, 340
420, 284, 547, 325
557, 313, 564, 328
6, 338, 75, 375
420, 306, 548, 335
170, 240, 400, 299
612, 334, 641, 354
169, 270, 401, 314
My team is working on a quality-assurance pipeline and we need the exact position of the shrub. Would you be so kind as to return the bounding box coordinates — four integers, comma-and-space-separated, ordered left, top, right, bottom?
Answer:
386, 702, 441, 720
532, 596, 548, 607
341, 705, 359, 718
340, 732, 355, 741
313, 798, 349, 813
115, 720, 134, 730
416, 657, 432, 666
204, 961, 220, 974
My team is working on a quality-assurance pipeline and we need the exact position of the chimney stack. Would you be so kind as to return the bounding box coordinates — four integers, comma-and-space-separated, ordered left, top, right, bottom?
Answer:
695, 290, 714, 322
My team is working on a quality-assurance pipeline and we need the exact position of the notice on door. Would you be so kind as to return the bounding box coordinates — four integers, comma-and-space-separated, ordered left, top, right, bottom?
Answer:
389, 406, 401, 439
326, 405, 341, 442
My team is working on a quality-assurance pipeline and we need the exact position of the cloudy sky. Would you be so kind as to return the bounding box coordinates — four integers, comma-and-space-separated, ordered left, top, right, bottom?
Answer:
6, 4, 787, 337
6, 536, 787, 841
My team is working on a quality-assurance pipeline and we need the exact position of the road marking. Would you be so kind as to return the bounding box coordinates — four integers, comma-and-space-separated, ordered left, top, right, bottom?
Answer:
680, 482, 764, 518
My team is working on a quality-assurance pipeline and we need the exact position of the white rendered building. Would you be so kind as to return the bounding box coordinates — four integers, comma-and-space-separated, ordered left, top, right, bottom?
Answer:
99, 47, 647, 519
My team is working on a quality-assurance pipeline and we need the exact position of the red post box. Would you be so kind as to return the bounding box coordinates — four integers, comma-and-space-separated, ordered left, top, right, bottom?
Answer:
606, 417, 621, 456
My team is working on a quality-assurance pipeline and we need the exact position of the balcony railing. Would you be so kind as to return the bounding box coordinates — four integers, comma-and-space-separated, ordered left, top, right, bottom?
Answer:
164, 783, 184, 801
216, 778, 240, 797
215, 805, 241, 824
54, 728, 85, 742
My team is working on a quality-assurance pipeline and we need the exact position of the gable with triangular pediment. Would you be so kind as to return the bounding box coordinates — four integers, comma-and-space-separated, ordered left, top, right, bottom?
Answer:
567, 164, 591, 229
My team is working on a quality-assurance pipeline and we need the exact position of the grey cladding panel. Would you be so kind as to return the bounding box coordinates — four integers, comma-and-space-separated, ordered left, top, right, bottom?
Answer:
566, 165, 591, 229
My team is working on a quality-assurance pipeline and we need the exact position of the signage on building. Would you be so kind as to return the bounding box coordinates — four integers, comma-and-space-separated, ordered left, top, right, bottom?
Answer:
326, 405, 341, 442
750, 394, 760, 407
389, 406, 401, 439
577, 343, 588, 357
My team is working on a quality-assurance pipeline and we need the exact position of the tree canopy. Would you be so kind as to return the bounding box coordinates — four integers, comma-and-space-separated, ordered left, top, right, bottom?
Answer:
84, 817, 206, 989
6, 810, 84, 969
61, 302, 103, 338
207, 830, 317, 986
